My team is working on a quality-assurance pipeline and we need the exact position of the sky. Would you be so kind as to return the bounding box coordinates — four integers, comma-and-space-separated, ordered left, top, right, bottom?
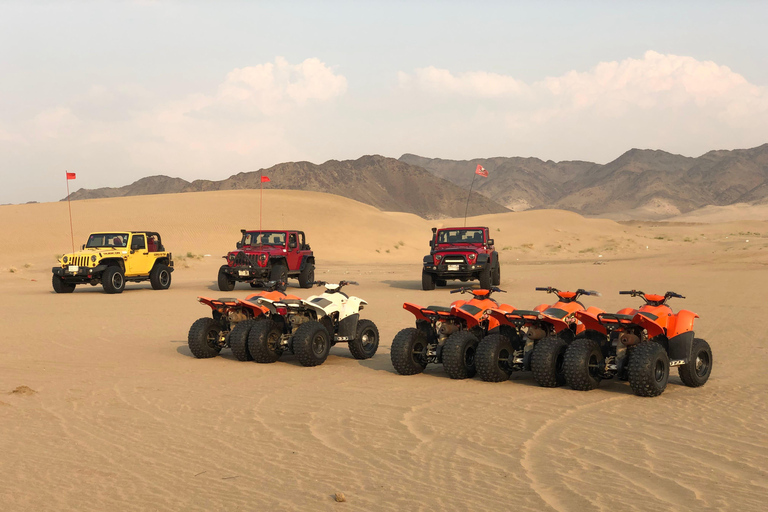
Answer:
1, 0, 767, 204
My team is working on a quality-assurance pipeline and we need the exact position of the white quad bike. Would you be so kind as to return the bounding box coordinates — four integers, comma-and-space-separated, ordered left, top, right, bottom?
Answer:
246, 280, 380, 366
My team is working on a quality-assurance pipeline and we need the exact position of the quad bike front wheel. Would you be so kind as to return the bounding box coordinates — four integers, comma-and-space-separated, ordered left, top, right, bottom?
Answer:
292, 321, 331, 367
628, 341, 670, 397
442, 331, 480, 379
531, 336, 568, 387
475, 333, 513, 382
563, 337, 604, 391
391, 328, 429, 375
188, 317, 223, 359
228, 319, 260, 361
348, 319, 379, 359
248, 319, 284, 363
677, 338, 712, 387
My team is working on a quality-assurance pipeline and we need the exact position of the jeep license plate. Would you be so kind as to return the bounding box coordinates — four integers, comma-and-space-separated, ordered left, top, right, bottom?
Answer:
448, 264, 459, 271
68, 265, 79, 272
238, 270, 250, 276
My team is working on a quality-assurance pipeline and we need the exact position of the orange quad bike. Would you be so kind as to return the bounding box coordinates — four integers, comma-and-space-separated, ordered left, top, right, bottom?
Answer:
187, 280, 299, 361
390, 287, 513, 378
565, 290, 713, 397
475, 287, 602, 386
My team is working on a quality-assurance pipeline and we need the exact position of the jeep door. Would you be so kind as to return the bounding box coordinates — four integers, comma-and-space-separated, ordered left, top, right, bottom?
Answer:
125, 234, 153, 276
285, 232, 302, 270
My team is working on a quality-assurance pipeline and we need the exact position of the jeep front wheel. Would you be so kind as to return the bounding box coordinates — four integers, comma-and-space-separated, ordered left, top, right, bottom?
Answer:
479, 266, 492, 289
102, 266, 125, 294
298, 263, 315, 288
217, 268, 235, 291
270, 263, 288, 285
150, 264, 172, 290
492, 265, 501, 286
52, 275, 76, 294
421, 270, 435, 291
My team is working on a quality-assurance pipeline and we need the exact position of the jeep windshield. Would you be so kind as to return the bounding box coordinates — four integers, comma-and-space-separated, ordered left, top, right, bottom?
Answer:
436, 229, 485, 245
244, 231, 286, 246
86, 233, 129, 248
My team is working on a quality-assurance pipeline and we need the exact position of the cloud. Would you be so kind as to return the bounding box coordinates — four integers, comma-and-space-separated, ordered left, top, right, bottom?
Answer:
398, 67, 528, 97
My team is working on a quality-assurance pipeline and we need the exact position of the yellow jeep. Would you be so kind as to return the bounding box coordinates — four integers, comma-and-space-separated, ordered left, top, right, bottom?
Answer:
52, 231, 174, 294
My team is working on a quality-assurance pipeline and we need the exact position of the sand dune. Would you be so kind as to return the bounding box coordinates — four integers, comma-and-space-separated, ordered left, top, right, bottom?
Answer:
1, 190, 767, 511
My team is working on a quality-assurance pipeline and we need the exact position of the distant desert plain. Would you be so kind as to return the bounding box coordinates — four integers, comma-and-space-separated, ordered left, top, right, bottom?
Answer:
1, 189, 767, 511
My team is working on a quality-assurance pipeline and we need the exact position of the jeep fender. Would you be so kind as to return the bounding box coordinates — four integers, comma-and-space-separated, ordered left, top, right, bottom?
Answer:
667, 309, 699, 338
574, 310, 607, 335
270, 257, 287, 268
151, 258, 174, 272
100, 258, 125, 272
423, 255, 433, 265
476, 253, 489, 265
300, 255, 315, 271
668, 331, 694, 361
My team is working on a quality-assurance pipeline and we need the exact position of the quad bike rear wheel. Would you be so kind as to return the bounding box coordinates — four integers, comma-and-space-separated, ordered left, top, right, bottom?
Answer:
102, 266, 125, 294
228, 319, 259, 361
421, 270, 436, 291
391, 328, 429, 375
248, 319, 284, 363
150, 264, 172, 290
52, 275, 76, 294
531, 336, 568, 387
218, 269, 235, 291
677, 338, 712, 388
188, 317, 222, 359
348, 319, 379, 360
442, 331, 480, 379
563, 337, 604, 391
628, 341, 670, 397
292, 321, 331, 367
298, 263, 315, 288
475, 333, 513, 382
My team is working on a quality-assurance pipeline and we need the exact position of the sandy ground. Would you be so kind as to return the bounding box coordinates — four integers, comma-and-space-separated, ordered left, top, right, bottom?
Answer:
1, 190, 767, 511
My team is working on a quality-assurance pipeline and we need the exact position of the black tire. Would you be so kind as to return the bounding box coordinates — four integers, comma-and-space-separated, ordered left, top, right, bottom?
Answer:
421, 270, 435, 291
475, 333, 513, 382
435, 279, 447, 287
150, 264, 172, 290
348, 319, 379, 359
563, 337, 604, 391
531, 336, 568, 387
298, 263, 315, 288
492, 265, 501, 286
187, 317, 222, 359
250, 282, 260, 288
390, 328, 429, 375
270, 263, 288, 284
677, 338, 713, 388
102, 266, 125, 294
442, 330, 480, 379
628, 341, 670, 397
52, 274, 76, 294
479, 266, 492, 289
292, 321, 331, 367
228, 319, 258, 361
248, 319, 284, 363
217, 269, 235, 291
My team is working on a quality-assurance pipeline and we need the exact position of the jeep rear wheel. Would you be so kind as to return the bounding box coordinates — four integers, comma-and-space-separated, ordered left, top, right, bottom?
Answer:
187, 317, 222, 358
348, 319, 379, 359
442, 330, 479, 379
391, 328, 428, 375
421, 270, 435, 291
52, 275, 76, 294
270, 263, 288, 285
298, 263, 315, 288
292, 321, 331, 367
248, 319, 283, 363
102, 266, 125, 294
217, 268, 235, 291
678, 338, 712, 388
150, 264, 172, 290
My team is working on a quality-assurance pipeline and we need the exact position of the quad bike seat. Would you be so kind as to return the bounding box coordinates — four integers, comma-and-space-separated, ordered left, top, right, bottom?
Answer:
427, 305, 452, 313
600, 313, 635, 322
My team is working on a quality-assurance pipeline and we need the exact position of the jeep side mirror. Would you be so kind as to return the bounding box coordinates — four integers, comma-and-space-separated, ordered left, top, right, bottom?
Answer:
81, 244, 85, 250
429, 240, 433, 248
487, 239, 494, 246
236, 242, 242, 249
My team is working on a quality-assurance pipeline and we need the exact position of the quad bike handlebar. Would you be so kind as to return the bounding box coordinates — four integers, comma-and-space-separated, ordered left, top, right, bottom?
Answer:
536, 286, 600, 299
619, 290, 685, 305
450, 286, 506, 295
312, 280, 359, 289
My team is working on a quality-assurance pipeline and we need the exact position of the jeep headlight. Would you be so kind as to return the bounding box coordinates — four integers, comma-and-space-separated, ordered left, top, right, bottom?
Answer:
62, 256, 68, 264
91, 255, 97, 263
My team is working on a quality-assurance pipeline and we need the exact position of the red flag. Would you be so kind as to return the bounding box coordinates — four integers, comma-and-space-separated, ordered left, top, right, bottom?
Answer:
260, 175, 270, 183
475, 164, 488, 177
66, 172, 76, 180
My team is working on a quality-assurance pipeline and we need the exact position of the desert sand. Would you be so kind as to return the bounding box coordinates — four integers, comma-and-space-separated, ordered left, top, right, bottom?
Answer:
1, 190, 767, 511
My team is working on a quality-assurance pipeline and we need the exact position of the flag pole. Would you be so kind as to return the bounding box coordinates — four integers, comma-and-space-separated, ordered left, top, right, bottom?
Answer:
463, 172, 477, 227
66, 171, 75, 255
260, 169, 263, 231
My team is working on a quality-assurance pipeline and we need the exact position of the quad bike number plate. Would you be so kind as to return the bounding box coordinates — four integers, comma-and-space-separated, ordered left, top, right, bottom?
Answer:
238, 270, 250, 276
448, 264, 459, 271
68, 265, 79, 272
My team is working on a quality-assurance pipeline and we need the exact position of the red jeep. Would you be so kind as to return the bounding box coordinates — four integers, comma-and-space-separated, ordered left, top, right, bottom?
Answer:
218, 229, 315, 291
422, 227, 500, 290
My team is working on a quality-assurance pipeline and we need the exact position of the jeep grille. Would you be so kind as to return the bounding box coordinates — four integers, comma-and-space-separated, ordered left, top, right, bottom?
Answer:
233, 252, 258, 267
443, 256, 467, 264
67, 255, 91, 267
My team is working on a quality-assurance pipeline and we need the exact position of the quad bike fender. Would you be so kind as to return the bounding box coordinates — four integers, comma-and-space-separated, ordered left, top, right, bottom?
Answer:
631, 313, 666, 339
488, 308, 512, 326
668, 331, 695, 362
667, 310, 699, 338
534, 303, 549, 313
337, 313, 359, 339
574, 310, 607, 335
542, 316, 569, 333
340, 296, 366, 320
403, 302, 430, 322
451, 304, 481, 328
